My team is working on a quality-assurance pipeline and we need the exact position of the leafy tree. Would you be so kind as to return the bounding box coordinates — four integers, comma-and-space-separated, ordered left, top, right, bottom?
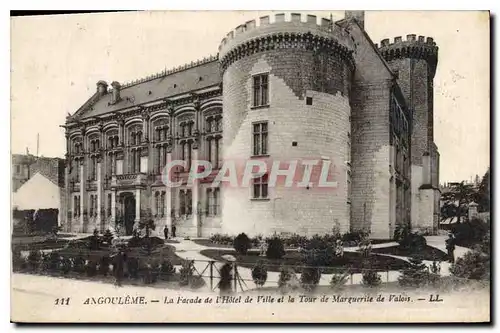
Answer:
476, 168, 490, 212
440, 181, 477, 223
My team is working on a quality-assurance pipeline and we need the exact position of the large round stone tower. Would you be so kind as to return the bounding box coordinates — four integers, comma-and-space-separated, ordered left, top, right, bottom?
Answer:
218, 13, 356, 237
378, 35, 440, 231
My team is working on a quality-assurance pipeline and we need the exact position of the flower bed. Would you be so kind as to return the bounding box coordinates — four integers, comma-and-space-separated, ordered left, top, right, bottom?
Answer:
199, 249, 410, 274
201, 232, 392, 250
11, 245, 201, 289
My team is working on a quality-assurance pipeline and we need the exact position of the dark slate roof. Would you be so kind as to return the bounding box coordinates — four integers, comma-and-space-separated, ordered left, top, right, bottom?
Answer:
76, 59, 222, 120
29, 157, 66, 188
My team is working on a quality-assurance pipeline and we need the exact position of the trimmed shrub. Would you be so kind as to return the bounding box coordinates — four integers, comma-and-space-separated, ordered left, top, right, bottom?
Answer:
142, 260, 160, 284
450, 249, 490, 280
218, 263, 233, 294
179, 260, 194, 286
233, 233, 252, 255
159, 259, 176, 281
128, 236, 164, 248
266, 237, 285, 259
330, 271, 349, 290
27, 250, 42, 272
251, 260, 268, 287
399, 232, 427, 250
127, 257, 140, 279
73, 255, 86, 273
189, 275, 206, 289
278, 266, 299, 294
85, 260, 98, 277
302, 235, 336, 267
12, 248, 26, 272
399, 256, 434, 288
362, 270, 381, 288
99, 256, 111, 276
60, 257, 72, 275
300, 266, 321, 292
40, 252, 59, 273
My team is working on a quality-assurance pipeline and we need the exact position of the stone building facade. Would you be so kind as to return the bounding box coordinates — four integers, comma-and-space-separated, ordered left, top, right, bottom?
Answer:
62, 11, 440, 239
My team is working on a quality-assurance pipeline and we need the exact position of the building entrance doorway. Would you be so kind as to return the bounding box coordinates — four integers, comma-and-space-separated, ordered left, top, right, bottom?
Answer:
122, 192, 136, 236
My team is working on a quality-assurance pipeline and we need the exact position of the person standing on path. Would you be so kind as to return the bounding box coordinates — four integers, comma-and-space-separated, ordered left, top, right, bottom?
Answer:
445, 233, 456, 264
164, 226, 169, 240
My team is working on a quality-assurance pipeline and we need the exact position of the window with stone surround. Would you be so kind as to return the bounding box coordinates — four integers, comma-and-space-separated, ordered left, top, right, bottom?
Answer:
206, 187, 220, 216
252, 174, 268, 199
107, 193, 112, 217
252, 122, 268, 156
252, 73, 269, 107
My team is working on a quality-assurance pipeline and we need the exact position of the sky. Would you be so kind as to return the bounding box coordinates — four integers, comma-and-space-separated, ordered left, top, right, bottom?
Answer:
10, 10, 490, 183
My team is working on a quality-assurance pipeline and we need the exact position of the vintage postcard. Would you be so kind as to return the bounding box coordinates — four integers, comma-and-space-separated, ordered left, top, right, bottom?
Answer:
10, 10, 490, 323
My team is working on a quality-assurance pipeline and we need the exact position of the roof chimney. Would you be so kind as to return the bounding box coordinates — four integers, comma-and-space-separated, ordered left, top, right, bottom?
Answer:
110, 81, 121, 104
345, 10, 365, 30
96, 80, 108, 96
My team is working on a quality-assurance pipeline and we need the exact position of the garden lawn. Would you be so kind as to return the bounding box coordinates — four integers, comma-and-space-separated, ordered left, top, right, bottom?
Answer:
371, 245, 447, 261
54, 244, 185, 265
12, 237, 71, 251
200, 249, 411, 273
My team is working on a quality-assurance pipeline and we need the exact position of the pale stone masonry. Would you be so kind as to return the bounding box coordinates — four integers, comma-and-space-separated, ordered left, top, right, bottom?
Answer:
62, 11, 440, 239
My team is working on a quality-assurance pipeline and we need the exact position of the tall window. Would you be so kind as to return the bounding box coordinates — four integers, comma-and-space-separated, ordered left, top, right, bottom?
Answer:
75, 160, 80, 180
107, 193, 112, 216
207, 138, 212, 164
215, 138, 222, 168
213, 188, 220, 215
155, 192, 161, 216
215, 117, 222, 132
107, 152, 117, 176
206, 119, 212, 133
90, 156, 98, 181
253, 174, 268, 199
89, 195, 94, 216
160, 192, 165, 216
206, 189, 211, 216
253, 73, 269, 107
253, 122, 268, 156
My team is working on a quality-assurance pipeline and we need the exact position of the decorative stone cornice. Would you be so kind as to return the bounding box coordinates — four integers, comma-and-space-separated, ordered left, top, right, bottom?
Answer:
219, 31, 355, 72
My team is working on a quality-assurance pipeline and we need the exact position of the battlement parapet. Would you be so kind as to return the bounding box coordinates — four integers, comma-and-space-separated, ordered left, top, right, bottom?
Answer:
377, 34, 438, 71
218, 13, 356, 72
377, 34, 437, 49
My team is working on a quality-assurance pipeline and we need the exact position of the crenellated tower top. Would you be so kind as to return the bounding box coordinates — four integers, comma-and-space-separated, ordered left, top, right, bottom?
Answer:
218, 13, 356, 72
377, 34, 439, 78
